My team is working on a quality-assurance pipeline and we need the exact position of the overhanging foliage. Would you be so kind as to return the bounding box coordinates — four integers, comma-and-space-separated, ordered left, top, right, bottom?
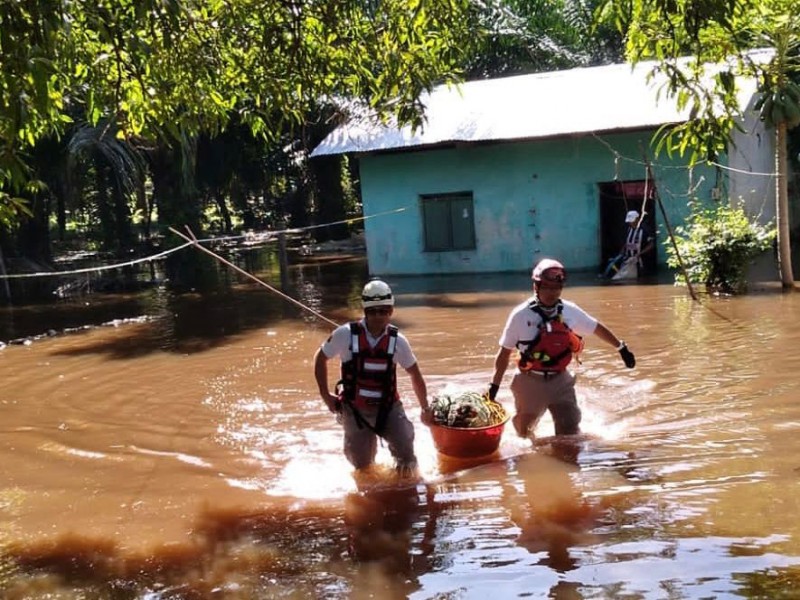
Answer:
0, 0, 473, 220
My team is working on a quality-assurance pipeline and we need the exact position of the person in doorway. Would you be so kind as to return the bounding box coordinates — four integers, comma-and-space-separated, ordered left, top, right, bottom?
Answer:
314, 279, 433, 475
619, 210, 655, 278
487, 258, 636, 439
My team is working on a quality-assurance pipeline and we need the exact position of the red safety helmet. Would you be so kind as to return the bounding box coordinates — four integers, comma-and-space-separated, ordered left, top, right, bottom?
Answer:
531, 258, 567, 283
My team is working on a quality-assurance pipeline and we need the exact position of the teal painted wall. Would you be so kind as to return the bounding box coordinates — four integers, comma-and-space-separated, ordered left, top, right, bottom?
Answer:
359, 131, 719, 276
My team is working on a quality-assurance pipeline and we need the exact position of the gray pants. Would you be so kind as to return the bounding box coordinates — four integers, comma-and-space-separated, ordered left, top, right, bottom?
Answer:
340, 402, 417, 470
509, 370, 581, 437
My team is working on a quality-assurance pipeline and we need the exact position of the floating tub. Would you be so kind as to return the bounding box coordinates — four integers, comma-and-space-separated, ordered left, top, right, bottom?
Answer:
430, 410, 510, 458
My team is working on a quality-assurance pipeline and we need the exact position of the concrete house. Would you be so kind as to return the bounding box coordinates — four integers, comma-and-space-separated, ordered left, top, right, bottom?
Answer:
311, 54, 775, 277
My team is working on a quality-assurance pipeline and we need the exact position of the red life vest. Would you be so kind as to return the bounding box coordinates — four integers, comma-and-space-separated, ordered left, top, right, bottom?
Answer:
340, 322, 399, 410
517, 301, 584, 372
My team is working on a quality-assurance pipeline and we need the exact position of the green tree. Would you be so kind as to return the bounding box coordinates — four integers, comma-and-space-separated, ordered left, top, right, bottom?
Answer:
0, 0, 473, 224
598, 0, 799, 288
463, 0, 624, 79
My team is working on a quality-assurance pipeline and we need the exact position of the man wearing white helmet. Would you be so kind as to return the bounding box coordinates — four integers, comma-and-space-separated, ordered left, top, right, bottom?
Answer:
314, 278, 432, 474
487, 258, 636, 439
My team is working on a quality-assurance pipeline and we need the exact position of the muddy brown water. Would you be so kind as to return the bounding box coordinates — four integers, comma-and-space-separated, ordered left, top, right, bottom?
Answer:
1, 256, 800, 598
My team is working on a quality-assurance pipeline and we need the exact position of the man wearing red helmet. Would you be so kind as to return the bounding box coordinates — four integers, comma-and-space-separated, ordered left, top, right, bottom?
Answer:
487, 258, 636, 439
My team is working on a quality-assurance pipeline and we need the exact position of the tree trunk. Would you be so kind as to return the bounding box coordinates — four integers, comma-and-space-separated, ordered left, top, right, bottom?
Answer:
230, 179, 253, 230
112, 175, 134, 254
0, 243, 11, 304
95, 164, 115, 250
135, 177, 151, 241
15, 194, 51, 264
311, 155, 348, 241
150, 146, 201, 233
214, 192, 233, 233
776, 122, 795, 288
56, 179, 67, 242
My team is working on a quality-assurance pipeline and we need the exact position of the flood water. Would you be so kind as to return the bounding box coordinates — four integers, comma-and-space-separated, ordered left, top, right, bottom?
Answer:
1, 253, 800, 599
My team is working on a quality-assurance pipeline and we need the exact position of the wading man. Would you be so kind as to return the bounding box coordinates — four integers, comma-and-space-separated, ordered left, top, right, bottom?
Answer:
487, 258, 636, 440
314, 279, 432, 475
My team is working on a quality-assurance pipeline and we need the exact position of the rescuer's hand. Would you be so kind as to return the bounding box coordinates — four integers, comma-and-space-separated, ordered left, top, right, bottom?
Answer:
618, 343, 636, 369
486, 383, 500, 402
323, 392, 341, 413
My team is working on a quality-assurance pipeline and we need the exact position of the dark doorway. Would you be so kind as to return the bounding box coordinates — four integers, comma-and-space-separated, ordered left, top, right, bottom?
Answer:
598, 180, 657, 276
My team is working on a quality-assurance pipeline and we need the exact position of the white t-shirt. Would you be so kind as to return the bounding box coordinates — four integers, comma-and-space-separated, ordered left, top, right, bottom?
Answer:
499, 297, 598, 352
320, 320, 417, 370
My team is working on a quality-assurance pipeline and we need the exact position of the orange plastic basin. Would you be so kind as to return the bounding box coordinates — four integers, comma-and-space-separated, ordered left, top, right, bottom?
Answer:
430, 414, 510, 458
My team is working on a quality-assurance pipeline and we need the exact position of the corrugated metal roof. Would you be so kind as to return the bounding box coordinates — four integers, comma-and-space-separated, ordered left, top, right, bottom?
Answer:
311, 54, 765, 157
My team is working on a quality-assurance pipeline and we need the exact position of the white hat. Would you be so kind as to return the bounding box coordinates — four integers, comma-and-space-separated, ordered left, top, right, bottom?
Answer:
361, 279, 394, 308
625, 210, 640, 224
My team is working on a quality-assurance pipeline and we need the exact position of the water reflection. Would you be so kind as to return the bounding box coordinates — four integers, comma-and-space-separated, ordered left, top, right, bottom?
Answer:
344, 483, 427, 593
505, 450, 595, 573
0, 246, 368, 346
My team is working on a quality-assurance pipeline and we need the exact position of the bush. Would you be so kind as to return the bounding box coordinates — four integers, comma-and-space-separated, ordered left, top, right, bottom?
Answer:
665, 201, 776, 294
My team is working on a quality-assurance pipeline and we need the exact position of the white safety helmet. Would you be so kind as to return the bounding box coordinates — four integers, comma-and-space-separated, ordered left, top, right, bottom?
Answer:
361, 279, 394, 308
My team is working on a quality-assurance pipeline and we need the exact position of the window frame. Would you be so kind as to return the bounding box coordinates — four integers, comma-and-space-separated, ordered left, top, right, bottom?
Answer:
420, 191, 476, 253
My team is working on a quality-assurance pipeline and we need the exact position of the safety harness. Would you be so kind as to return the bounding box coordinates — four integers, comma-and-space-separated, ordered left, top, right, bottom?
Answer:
338, 322, 399, 435
517, 300, 583, 372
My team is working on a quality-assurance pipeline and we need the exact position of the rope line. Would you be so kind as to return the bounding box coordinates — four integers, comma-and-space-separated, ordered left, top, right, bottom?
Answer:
0, 207, 408, 280
0, 242, 194, 280
170, 226, 340, 329
187, 206, 407, 245
706, 160, 776, 177
590, 132, 779, 177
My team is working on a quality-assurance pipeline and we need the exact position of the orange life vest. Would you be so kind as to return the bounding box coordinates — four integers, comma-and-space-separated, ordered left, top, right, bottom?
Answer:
340, 322, 399, 410
517, 301, 583, 372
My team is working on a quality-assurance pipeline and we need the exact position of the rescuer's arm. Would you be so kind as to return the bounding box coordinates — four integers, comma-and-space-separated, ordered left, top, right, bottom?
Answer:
405, 362, 433, 425
314, 348, 341, 412
487, 346, 513, 401
592, 322, 635, 368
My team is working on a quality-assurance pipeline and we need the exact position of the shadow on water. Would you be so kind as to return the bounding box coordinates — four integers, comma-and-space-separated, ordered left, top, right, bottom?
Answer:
0, 246, 371, 351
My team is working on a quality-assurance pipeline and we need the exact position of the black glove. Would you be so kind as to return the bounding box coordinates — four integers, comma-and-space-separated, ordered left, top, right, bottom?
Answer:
487, 383, 499, 402
619, 343, 636, 368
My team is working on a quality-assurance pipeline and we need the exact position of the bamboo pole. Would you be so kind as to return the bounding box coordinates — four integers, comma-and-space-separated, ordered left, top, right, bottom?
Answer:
642, 153, 700, 303
278, 231, 289, 290
775, 121, 795, 288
